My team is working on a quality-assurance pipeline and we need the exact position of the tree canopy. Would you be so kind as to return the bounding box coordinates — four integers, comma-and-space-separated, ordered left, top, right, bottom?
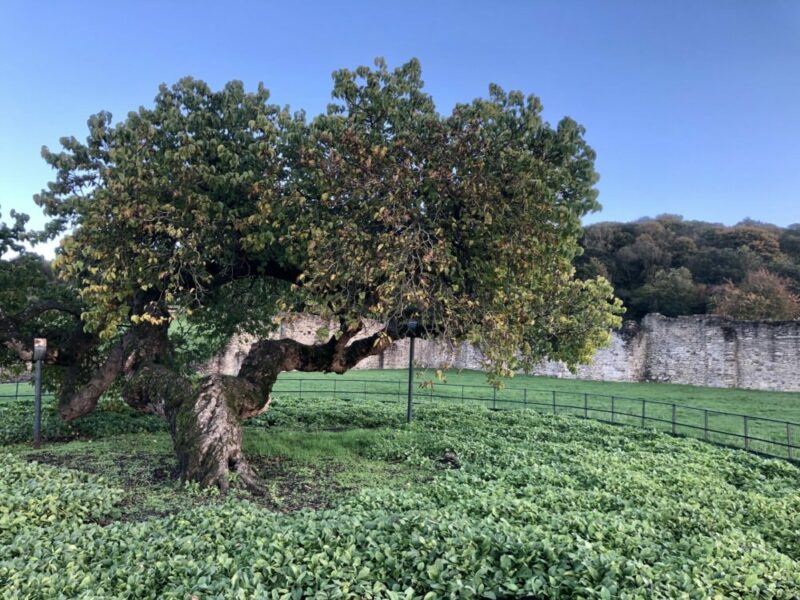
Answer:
4, 58, 623, 490
576, 216, 800, 320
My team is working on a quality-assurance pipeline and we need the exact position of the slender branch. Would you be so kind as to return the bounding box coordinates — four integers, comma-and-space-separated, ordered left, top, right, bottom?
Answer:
0, 299, 83, 339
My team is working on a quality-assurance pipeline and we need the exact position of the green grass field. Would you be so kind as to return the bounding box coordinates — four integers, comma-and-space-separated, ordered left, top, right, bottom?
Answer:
273, 368, 800, 459
5, 368, 800, 459
0, 381, 34, 397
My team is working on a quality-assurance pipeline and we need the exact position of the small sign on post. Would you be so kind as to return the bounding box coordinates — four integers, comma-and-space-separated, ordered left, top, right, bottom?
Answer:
33, 338, 47, 449
33, 338, 47, 362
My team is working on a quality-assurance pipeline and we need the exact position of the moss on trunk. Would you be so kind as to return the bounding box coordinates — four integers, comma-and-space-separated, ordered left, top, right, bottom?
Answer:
170, 376, 265, 493
122, 366, 269, 493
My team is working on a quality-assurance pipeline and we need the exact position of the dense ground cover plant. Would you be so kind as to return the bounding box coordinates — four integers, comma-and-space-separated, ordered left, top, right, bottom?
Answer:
0, 396, 163, 445
2, 399, 800, 598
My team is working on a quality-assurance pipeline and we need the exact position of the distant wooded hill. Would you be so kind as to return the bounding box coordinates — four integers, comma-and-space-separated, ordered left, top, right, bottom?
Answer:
575, 216, 800, 320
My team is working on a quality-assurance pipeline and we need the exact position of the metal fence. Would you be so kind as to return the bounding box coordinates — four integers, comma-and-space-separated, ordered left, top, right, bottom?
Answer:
271, 377, 800, 462
3, 378, 798, 463
0, 382, 54, 402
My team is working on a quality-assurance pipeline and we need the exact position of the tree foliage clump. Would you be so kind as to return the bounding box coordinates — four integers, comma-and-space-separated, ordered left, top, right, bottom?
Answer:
629, 267, 706, 317
0, 207, 86, 381
576, 216, 800, 320
2, 59, 622, 489
712, 269, 800, 321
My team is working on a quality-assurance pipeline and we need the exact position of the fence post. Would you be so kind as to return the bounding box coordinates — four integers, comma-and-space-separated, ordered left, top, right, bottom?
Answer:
704, 409, 709, 441
492, 387, 497, 410
33, 360, 42, 449
364, 381, 367, 401
641, 400, 646, 428
610, 396, 615, 423
461, 385, 465, 404
744, 416, 749, 451
15, 380, 19, 400
788, 423, 793, 460
407, 336, 415, 423
584, 393, 588, 419
396, 380, 400, 403
552, 390, 557, 415
671, 404, 676, 435
299, 379, 303, 399
523, 388, 527, 410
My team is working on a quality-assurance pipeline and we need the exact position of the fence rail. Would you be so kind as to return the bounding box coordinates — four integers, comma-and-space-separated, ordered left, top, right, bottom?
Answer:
0, 382, 55, 402
271, 377, 800, 462
3, 378, 798, 462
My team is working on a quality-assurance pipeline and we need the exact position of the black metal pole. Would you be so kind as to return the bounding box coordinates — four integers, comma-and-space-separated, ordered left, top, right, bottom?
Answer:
407, 335, 415, 423
33, 358, 42, 449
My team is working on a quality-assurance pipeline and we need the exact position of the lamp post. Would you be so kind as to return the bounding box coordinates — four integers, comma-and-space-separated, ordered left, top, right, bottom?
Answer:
32, 338, 47, 449
406, 320, 418, 424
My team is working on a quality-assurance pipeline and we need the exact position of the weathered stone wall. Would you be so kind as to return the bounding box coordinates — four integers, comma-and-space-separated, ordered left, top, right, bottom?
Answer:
640, 314, 800, 391
204, 313, 800, 392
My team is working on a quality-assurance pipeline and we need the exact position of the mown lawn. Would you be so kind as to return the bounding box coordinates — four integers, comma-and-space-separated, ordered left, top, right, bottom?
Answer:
6, 369, 799, 421
0, 381, 33, 398
274, 369, 800, 459
2, 396, 800, 598
274, 368, 800, 419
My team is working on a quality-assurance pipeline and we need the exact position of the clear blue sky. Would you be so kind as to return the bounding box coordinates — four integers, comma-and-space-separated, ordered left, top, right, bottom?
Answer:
1, 0, 799, 254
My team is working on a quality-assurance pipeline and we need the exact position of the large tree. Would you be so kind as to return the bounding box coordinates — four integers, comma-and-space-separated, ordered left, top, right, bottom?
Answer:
14, 59, 622, 491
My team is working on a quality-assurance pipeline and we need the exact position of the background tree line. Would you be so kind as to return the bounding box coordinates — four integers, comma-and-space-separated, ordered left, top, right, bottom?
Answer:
575, 215, 800, 321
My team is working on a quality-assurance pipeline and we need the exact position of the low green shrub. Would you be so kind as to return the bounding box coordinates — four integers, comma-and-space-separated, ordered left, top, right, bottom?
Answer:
2, 398, 799, 598
0, 454, 122, 550
252, 396, 406, 431
0, 396, 164, 446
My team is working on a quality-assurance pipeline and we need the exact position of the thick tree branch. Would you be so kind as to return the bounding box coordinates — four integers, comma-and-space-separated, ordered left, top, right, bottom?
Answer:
237, 326, 397, 406
17, 299, 82, 320
329, 322, 364, 371
58, 331, 137, 420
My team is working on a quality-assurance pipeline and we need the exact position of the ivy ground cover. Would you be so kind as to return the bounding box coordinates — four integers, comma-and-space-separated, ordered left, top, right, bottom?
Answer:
2, 397, 800, 598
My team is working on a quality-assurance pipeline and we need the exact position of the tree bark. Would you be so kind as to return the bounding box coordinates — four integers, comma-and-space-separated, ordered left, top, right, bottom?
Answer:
163, 328, 394, 492
121, 364, 268, 492
170, 375, 267, 493
58, 331, 136, 420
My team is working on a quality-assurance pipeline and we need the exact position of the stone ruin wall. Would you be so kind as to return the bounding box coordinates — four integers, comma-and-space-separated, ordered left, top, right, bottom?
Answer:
640, 315, 800, 391
204, 313, 800, 392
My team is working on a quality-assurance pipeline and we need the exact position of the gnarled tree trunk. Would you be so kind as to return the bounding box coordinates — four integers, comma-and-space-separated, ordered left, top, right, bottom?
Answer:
60, 320, 397, 493
165, 375, 268, 493
120, 362, 269, 493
